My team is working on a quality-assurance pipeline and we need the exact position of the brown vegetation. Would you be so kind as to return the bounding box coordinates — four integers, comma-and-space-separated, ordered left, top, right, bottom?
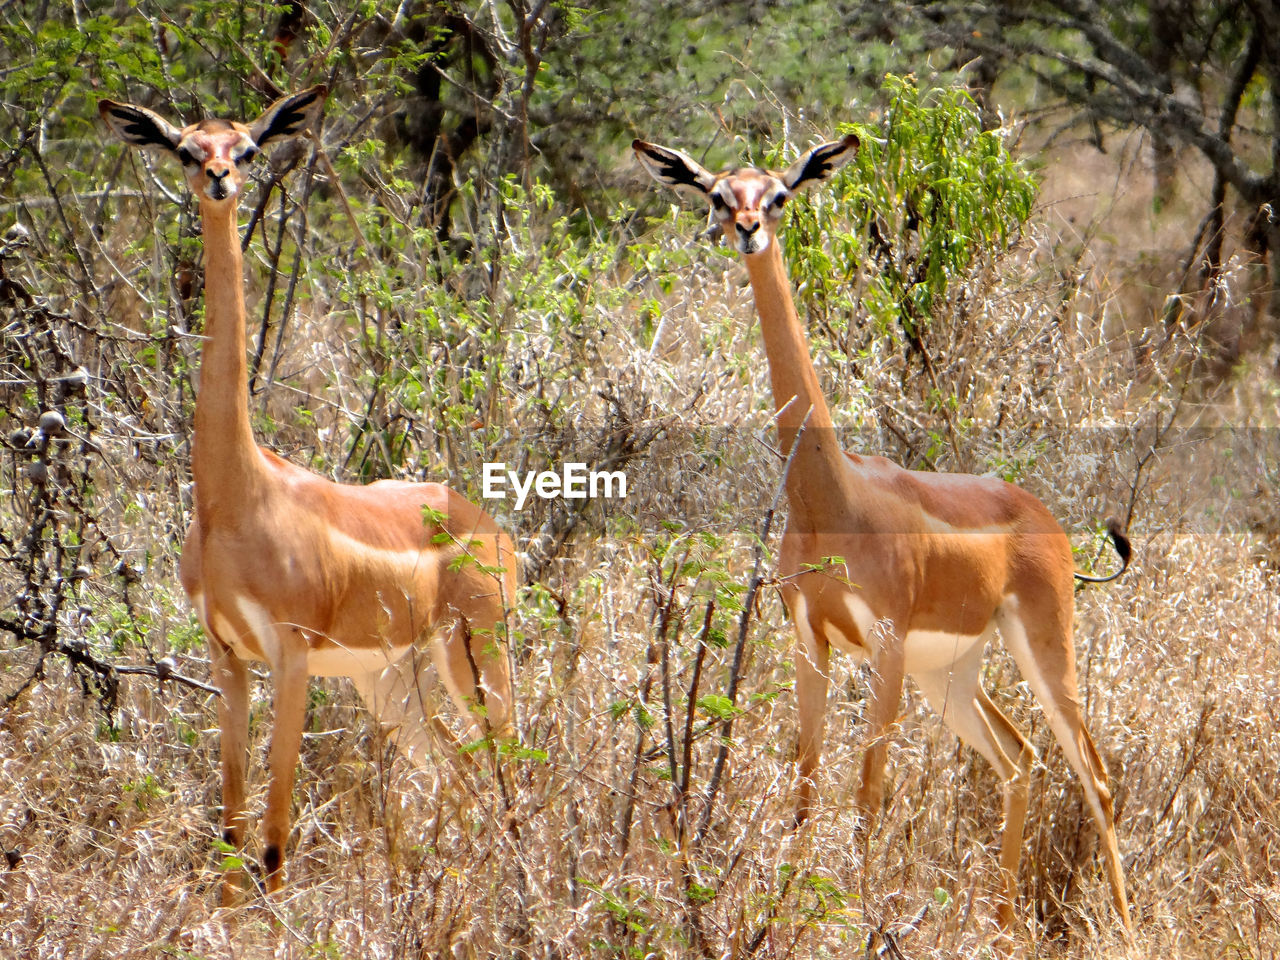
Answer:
1, 19, 1277, 958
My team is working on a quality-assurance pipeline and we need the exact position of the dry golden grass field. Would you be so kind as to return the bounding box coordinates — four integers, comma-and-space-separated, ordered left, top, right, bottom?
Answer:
2, 80, 1278, 960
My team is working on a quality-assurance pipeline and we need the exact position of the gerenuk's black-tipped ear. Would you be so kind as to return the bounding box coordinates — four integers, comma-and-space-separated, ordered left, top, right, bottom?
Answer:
248, 85, 328, 147
632, 139, 719, 195
98, 99, 184, 154
780, 133, 859, 193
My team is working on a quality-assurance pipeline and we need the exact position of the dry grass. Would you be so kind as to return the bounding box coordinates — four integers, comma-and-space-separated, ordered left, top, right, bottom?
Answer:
3, 533, 1276, 959
2, 118, 1278, 960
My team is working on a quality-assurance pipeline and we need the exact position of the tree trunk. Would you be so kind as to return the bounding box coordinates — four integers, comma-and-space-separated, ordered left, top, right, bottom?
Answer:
1148, 0, 1181, 206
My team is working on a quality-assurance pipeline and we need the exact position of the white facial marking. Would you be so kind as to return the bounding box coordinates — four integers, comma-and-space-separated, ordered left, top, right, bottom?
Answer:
177, 128, 261, 202
710, 182, 737, 218
177, 142, 207, 166
738, 180, 764, 210
762, 185, 789, 219
721, 174, 785, 256
739, 231, 769, 255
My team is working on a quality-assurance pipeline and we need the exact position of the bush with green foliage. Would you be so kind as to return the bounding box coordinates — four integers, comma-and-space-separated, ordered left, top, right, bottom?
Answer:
781, 75, 1037, 353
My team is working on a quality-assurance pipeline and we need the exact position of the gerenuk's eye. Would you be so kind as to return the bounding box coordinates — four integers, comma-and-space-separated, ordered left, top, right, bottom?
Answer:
237, 146, 259, 164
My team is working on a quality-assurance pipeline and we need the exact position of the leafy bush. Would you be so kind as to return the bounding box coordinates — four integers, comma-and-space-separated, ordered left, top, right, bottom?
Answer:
782, 74, 1038, 352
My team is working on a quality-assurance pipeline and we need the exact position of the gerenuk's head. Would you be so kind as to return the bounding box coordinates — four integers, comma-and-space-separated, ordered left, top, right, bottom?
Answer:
633, 133, 858, 256
99, 86, 327, 207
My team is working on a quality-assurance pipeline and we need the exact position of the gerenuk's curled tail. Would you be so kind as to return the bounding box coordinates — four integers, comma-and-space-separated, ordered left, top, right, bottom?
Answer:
1074, 518, 1132, 584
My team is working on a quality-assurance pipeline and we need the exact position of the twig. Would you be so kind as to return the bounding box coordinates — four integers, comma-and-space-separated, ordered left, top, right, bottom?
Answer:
0, 616, 221, 704
247, 155, 300, 394
695, 408, 812, 845
262, 151, 322, 400
1121, 382, 1186, 532
657, 565, 683, 792
310, 136, 370, 256
866, 902, 929, 958
678, 600, 713, 838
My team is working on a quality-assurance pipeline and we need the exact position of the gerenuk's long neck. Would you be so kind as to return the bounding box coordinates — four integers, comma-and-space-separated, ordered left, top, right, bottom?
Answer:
191, 201, 263, 517
743, 239, 863, 534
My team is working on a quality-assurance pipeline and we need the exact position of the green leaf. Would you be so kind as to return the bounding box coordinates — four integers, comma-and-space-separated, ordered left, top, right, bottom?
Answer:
697, 694, 737, 721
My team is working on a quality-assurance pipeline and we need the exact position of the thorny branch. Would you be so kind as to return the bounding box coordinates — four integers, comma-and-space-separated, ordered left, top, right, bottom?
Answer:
1, 244, 210, 715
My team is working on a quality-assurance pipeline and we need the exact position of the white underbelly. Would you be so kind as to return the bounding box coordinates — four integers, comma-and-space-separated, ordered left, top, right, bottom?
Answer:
204, 593, 411, 678
305, 642, 411, 678
903, 627, 988, 673
793, 588, 990, 672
